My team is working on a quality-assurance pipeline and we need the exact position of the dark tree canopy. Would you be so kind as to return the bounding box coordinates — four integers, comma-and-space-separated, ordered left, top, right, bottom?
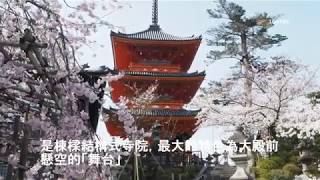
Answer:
206, 0, 287, 65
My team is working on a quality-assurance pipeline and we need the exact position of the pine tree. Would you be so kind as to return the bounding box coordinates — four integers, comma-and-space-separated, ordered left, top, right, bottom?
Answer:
206, 0, 287, 106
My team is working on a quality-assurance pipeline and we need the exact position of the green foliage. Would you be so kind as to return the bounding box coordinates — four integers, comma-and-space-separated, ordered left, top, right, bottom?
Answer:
254, 135, 320, 178
206, 0, 287, 63
307, 163, 320, 176
254, 136, 302, 179
269, 169, 292, 180
255, 159, 301, 179
307, 91, 320, 104
302, 135, 320, 176
257, 157, 282, 170
255, 158, 282, 177
282, 163, 300, 175
310, 135, 320, 158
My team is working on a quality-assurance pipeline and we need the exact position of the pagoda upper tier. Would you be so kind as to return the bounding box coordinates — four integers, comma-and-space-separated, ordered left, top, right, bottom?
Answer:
111, 25, 201, 73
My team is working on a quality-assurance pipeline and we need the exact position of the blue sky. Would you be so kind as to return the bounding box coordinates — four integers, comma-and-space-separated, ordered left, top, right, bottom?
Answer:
81, 0, 320, 80
76, 0, 320, 155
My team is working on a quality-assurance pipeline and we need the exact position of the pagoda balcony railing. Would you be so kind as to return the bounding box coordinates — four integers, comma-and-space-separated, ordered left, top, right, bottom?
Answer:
129, 63, 181, 73
121, 70, 205, 77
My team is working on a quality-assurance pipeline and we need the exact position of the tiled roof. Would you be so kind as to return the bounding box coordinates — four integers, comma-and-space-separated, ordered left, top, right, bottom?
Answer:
105, 108, 201, 117
111, 25, 201, 41
80, 66, 206, 78
79, 66, 114, 76
212, 165, 236, 177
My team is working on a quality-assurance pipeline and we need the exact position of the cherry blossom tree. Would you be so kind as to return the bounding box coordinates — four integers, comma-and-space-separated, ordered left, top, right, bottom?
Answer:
0, 0, 124, 179
104, 83, 159, 139
193, 57, 320, 139
101, 83, 159, 179
201, 0, 320, 141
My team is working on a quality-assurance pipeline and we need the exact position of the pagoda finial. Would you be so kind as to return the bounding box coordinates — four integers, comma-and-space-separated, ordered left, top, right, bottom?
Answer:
152, 0, 159, 26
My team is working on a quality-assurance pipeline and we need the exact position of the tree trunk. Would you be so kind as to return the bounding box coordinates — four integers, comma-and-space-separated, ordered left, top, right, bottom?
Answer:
241, 33, 253, 107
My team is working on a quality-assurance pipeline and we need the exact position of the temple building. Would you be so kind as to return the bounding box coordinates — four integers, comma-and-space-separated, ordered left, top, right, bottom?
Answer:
79, 1, 239, 179
105, 0, 205, 140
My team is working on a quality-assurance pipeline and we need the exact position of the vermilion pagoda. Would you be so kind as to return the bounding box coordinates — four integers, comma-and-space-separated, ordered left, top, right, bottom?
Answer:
105, 0, 205, 140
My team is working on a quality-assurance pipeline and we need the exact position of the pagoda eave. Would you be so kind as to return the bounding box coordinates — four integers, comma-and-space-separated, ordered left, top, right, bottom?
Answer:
80, 68, 206, 78
110, 30, 202, 43
104, 108, 200, 139
104, 108, 201, 116
120, 74, 205, 81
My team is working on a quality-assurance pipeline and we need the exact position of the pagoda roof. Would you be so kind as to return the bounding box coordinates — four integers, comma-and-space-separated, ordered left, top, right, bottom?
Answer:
80, 66, 206, 78
104, 107, 201, 117
79, 66, 114, 76
212, 165, 236, 177
111, 25, 201, 41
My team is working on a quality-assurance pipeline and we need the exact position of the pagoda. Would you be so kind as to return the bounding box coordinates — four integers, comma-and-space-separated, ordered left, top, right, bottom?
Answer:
105, 0, 205, 140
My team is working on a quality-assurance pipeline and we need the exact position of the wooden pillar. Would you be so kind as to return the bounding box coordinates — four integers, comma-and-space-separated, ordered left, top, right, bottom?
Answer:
18, 124, 30, 180
6, 115, 20, 180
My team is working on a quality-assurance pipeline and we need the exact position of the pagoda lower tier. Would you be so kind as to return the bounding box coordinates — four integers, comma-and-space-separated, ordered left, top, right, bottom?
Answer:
104, 108, 200, 140
110, 71, 205, 109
